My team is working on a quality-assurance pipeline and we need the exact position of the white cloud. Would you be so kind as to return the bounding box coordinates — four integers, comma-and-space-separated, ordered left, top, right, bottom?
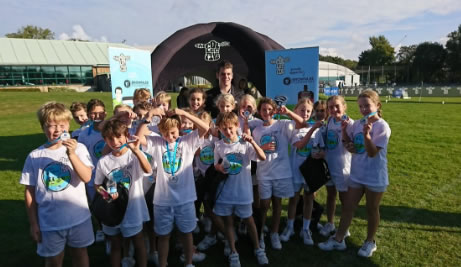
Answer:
58, 24, 108, 42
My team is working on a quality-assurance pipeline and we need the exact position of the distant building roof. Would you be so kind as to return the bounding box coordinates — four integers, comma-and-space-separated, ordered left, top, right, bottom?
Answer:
0, 38, 133, 66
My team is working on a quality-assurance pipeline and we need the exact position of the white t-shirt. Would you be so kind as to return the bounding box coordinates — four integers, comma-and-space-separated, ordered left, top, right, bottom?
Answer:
347, 118, 391, 187
145, 130, 202, 206
238, 116, 264, 135
20, 143, 94, 231
78, 126, 106, 186
291, 126, 325, 184
214, 139, 257, 204
194, 134, 218, 177
325, 117, 354, 181
252, 120, 294, 181
95, 149, 150, 227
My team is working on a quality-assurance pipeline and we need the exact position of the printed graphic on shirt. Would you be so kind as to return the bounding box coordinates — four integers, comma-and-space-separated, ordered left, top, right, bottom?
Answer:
200, 146, 214, 165
326, 130, 339, 150
42, 161, 72, 192
94, 140, 106, 159
260, 134, 277, 154
353, 132, 365, 154
225, 153, 243, 175
108, 168, 132, 189
296, 140, 313, 158
162, 148, 183, 182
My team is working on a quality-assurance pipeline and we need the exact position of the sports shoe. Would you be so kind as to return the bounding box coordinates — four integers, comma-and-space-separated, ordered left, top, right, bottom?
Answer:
280, 226, 295, 242
121, 257, 135, 267
254, 248, 269, 265
345, 229, 351, 238
238, 221, 247, 236
357, 240, 377, 257
193, 224, 200, 234
197, 235, 217, 251
263, 225, 269, 233
223, 240, 231, 257
318, 236, 346, 251
203, 217, 212, 233
270, 232, 282, 250
229, 252, 241, 267
259, 233, 265, 250
148, 251, 159, 266
95, 230, 105, 242
180, 251, 206, 263
301, 229, 314, 246
105, 240, 111, 255
320, 222, 335, 237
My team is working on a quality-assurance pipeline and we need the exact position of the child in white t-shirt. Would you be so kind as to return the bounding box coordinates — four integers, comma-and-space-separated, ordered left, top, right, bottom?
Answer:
213, 112, 269, 266
188, 87, 207, 115
138, 108, 209, 267
94, 119, 152, 267
319, 89, 391, 258
20, 102, 94, 267
280, 98, 325, 245
252, 97, 304, 250
70, 101, 89, 139
319, 95, 354, 238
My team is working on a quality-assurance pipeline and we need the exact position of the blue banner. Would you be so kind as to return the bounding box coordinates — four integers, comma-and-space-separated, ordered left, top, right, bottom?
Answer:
324, 87, 339, 96
109, 47, 153, 108
265, 47, 319, 105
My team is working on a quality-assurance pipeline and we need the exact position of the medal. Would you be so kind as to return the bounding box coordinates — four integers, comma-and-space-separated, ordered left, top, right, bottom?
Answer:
341, 114, 349, 121
60, 131, 70, 141
360, 111, 377, 124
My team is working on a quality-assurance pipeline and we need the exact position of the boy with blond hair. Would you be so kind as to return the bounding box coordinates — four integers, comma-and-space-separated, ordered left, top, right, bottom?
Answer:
133, 88, 152, 106
21, 102, 94, 267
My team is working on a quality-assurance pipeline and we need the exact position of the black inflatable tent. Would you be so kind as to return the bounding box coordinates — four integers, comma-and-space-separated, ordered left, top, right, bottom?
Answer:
151, 22, 284, 96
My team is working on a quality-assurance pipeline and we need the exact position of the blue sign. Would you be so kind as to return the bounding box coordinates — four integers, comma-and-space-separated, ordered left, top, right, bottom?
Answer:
265, 47, 319, 105
109, 47, 153, 108
324, 87, 339, 96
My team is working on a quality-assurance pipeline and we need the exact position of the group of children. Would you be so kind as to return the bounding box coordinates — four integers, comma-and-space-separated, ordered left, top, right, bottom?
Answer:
21, 87, 391, 267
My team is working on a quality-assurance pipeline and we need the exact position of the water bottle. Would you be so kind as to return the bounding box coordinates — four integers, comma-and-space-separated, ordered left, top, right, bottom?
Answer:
107, 178, 117, 194
222, 158, 231, 173
150, 116, 161, 127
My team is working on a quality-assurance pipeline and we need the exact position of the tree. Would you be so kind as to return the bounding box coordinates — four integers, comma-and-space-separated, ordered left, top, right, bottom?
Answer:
358, 35, 395, 66
396, 45, 417, 65
5, 25, 54, 39
319, 55, 358, 70
411, 42, 446, 83
445, 24, 461, 82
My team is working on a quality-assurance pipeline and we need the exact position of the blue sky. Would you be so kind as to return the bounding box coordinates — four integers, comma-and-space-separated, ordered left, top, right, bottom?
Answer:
1, 0, 460, 60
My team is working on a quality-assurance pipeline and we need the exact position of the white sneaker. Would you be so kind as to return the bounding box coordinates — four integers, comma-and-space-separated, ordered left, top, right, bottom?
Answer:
345, 229, 351, 238
254, 248, 269, 265
318, 236, 346, 251
228, 252, 241, 267
270, 233, 282, 250
357, 240, 377, 257
148, 251, 159, 266
180, 251, 206, 263
280, 226, 294, 242
259, 233, 265, 250
238, 221, 247, 236
263, 225, 269, 233
302, 229, 314, 246
223, 240, 231, 257
317, 223, 324, 231
193, 224, 200, 234
105, 240, 111, 255
203, 217, 212, 233
320, 222, 335, 237
197, 235, 217, 251
95, 230, 105, 242
121, 257, 135, 267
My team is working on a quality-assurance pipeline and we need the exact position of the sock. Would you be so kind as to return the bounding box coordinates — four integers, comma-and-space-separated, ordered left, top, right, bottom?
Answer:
287, 219, 295, 229
303, 219, 311, 231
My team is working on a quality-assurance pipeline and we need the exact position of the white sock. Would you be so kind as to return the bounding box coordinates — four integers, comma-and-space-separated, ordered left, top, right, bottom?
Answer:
287, 219, 295, 229
303, 219, 311, 231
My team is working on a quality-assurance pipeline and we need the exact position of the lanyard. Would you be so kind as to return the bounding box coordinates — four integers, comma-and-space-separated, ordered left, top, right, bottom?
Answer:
360, 111, 377, 124
224, 135, 241, 144
113, 143, 127, 152
44, 136, 61, 147
165, 139, 179, 177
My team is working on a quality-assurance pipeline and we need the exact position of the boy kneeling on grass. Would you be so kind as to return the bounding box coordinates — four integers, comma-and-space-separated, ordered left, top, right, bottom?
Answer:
21, 102, 94, 267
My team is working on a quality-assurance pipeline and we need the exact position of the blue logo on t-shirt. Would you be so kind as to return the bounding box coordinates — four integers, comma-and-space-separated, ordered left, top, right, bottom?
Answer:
162, 150, 182, 175
108, 168, 132, 190
225, 153, 243, 175
261, 135, 277, 154
354, 133, 366, 154
326, 130, 339, 150
296, 140, 313, 157
94, 140, 106, 159
200, 146, 214, 165
42, 162, 71, 192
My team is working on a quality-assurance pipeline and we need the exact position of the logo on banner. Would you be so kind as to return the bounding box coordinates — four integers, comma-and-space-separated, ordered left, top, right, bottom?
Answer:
113, 53, 131, 72
270, 56, 290, 75
195, 40, 230, 61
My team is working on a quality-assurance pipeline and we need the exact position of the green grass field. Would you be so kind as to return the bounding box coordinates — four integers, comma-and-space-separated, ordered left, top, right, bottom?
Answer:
1, 92, 461, 267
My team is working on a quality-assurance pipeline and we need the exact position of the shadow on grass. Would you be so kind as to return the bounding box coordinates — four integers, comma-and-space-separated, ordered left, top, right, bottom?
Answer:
0, 134, 47, 171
